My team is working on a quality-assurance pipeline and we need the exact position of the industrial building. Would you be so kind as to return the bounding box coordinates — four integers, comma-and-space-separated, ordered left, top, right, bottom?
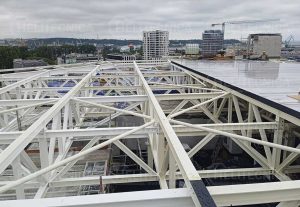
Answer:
185, 44, 200, 55
0, 59, 300, 207
0, 40, 8, 46
13, 59, 48, 68
57, 54, 99, 65
247, 33, 282, 58
202, 30, 224, 58
169, 46, 185, 56
143, 30, 169, 60
106, 54, 136, 61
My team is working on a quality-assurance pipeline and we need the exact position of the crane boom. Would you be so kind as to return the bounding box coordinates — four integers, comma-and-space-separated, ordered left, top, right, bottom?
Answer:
211, 18, 280, 36
226, 18, 280, 25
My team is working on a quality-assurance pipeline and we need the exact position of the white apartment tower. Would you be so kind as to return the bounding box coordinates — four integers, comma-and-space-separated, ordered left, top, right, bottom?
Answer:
143, 30, 169, 60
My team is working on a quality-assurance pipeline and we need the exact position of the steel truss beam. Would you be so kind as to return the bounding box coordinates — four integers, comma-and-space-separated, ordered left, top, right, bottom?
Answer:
0, 66, 100, 174
133, 61, 216, 206
0, 167, 274, 192
0, 122, 277, 144
1, 180, 300, 207
0, 93, 223, 106
0, 60, 299, 206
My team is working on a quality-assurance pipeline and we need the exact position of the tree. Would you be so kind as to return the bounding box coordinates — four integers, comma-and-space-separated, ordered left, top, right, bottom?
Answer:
0, 44, 98, 69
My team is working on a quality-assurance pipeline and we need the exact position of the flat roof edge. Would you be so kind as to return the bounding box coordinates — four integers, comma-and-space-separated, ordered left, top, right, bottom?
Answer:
171, 61, 300, 121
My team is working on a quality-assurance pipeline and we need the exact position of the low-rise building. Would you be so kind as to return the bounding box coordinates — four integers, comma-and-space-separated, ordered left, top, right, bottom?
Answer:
185, 44, 200, 55
247, 33, 282, 58
13, 59, 47, 68
106, 54, 136, 61
0, 40, 8, 46
169, 46, 185, 56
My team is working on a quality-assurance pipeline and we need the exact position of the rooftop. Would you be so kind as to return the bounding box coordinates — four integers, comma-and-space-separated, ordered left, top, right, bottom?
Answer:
173, 59, 300, 120
249, 33, 282, 36
0, 60, 299, 207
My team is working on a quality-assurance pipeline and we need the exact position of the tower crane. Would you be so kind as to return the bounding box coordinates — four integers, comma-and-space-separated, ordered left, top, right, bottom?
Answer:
211, 19, 280, 37
284, 35, 294, 48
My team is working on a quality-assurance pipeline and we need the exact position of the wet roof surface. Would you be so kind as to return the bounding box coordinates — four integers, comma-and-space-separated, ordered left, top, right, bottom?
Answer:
173, 59, 300, 115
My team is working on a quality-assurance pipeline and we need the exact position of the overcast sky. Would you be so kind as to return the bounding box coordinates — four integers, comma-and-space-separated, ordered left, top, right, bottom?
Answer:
0, 0, 299, 40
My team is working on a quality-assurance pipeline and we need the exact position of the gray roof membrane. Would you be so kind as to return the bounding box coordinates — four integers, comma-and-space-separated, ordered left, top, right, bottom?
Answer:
172, 59, 300, 119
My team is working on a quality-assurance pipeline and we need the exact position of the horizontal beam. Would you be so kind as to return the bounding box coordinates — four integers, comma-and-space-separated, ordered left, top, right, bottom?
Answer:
210, 180, 300, 206
0, 122, 277, 144
8, 84, 208, 92
0, 73, 186, 81
0, 62, 92, 74
171, 119, 300, 154
0, 189, 193, 207
0, 93, 222, 106
0, 168, 271, 189
1, 180, 300, 207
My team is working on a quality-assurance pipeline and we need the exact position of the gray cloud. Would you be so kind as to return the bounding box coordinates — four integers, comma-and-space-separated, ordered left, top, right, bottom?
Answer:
0, 0, 299, 40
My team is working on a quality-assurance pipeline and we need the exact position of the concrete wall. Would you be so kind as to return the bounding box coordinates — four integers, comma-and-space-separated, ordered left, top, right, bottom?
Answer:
252, 35, 282, 58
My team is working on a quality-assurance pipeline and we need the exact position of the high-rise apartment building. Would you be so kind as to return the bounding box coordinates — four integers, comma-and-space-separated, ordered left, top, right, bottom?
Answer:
202, 30, 224, 58
143, 30, 169, 60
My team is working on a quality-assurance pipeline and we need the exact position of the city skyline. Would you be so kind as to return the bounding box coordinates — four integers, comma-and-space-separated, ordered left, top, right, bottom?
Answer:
0, 0, 299, 40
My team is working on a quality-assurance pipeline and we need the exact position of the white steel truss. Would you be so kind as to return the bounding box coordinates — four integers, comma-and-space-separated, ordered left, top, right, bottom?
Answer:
0, 60, 299, 207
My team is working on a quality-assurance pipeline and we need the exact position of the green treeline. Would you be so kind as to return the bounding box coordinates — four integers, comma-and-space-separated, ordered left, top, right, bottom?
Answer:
0, 45, 96, 69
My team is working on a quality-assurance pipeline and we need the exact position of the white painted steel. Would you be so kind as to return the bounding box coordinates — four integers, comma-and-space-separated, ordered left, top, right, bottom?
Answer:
0, 60, 299, 206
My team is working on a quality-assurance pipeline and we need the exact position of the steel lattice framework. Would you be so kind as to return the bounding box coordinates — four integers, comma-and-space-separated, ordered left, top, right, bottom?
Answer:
0, 60, 299, 207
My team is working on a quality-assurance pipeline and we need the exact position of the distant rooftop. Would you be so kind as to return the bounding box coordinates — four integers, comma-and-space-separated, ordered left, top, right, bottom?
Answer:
203, 30, 223, 34
249, 33, 282, 37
